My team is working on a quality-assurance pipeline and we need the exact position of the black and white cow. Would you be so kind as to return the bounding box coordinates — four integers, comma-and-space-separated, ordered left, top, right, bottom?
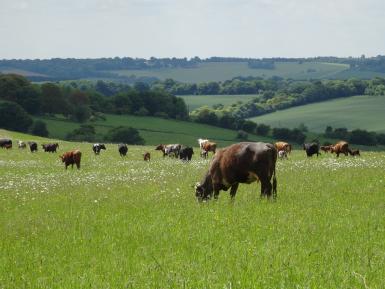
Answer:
28, 141, 38, 153
93, 143, 106, 155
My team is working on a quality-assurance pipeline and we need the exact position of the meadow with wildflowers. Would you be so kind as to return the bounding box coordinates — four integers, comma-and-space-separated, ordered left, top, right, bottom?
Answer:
0, 130, 384, 288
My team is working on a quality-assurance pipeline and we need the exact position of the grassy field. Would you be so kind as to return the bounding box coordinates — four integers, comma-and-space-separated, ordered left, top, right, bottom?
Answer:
0, 129, 384, 288
111, 61, 349, 83
34, 114, 273, 147
249, 94, 385, 133
180, 94, 258, 111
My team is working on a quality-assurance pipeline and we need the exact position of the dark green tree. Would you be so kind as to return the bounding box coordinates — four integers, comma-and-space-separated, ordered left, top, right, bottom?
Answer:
0, 101, 33, 132
31, 120, 49, 137
105, 126, 144, 145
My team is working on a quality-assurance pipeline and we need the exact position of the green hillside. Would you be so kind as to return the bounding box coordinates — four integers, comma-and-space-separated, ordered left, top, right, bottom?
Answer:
34, 114, 273, 147
249, 94, 385, 133
111, 61, 349, 83
1, 129, 384, 288
180, 94, 258, 111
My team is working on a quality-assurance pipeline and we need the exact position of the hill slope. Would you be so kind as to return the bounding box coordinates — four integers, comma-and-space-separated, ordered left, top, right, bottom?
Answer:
112, 61, 349, 83
33, 114, 274, 147
249, 94, 385, 133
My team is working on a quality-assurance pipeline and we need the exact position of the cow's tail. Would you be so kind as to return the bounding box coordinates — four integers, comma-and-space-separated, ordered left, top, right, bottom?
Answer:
272, 167, 277, 199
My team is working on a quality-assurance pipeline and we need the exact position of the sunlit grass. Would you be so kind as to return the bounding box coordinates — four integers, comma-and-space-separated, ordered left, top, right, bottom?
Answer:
0, 131, 384, 288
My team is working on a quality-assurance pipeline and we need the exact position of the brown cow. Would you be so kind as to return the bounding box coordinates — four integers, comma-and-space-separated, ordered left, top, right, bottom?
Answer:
349, 149, 360, 157
275, 141, 291, 154
195, 142, 277, 201
143, 152, 151, 161
330, 141, 350, 157
201, 141, 216, 158
60, 150, 82, 169
320, 145, 332, 153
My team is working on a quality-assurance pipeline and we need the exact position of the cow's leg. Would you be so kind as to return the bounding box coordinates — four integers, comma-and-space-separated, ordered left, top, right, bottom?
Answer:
230, 183, 239, 199
213, 184, 221, 200
336, 152, 340, 158
258, 171, 272, 198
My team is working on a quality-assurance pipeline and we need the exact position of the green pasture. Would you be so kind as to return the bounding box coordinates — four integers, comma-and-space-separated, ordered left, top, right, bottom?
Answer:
111, 61, 349, 83
249, 94, 385, 133
33, 114, 273, 147
180, 94, 258, 111
0, 130, 384, 288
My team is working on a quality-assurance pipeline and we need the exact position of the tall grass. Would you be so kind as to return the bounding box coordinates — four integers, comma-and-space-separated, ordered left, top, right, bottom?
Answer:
0, 131, 384, 288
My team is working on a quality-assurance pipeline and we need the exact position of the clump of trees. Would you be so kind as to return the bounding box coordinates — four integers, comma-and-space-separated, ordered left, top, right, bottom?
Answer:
324, 126, 385, 146
104, 126, 144, 145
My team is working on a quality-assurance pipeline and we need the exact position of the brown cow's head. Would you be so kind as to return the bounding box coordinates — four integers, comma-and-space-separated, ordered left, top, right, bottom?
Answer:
195, 173, 213, 201
59, 155, 66, 162
155, 144, 164, 151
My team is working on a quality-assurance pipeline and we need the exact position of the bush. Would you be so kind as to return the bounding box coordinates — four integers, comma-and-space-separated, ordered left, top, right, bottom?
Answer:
0, 101, 33, 132
236, 130, 248, 140
105, 126, 144, 145
31, 120, 49, 137
256, 124, 270, 136
66, 125, 96, 142
71, 105, 91, 123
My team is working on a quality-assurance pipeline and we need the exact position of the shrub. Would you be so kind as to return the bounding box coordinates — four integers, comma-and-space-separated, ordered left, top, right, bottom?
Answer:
31, 120, 49, 137
105, 126, 144, 145
0, 101, 33, 132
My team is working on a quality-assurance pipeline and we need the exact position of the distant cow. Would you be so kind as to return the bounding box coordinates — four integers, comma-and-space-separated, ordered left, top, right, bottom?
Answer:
303, 142, 320, 157
349, 149, 360, 157
18, 141, 27, 149
155, 144, 181, 158
28, 141, 38, 153
93, 143, 106, 155
198, 138, 209, 149
0, 139, 12, 148
330, 141, 349, 157
42, 143, 59, 153
275, 141, 291, 154
201, 141, 216, 158
195, 142, 277, 201
320, 145, 332, 153
118, 144, 128, 156
179, 146, 194, 161
143, 152, 151, 161
278, 150, 287, 159
60, 150, 82, 169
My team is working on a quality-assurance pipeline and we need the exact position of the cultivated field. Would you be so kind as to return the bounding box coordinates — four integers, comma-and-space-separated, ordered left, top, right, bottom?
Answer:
1, 130, 384, 288
34, 114, 274, 147
111, 61, 349, 83
180, 94, 258, 111
249, 94, 385, 133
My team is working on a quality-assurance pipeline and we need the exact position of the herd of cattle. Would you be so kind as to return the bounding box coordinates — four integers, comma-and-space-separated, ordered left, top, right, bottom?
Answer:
1, 137, 361, 201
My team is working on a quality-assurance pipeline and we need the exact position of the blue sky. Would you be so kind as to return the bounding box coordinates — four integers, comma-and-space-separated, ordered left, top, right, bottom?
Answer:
1, 0, 384, 59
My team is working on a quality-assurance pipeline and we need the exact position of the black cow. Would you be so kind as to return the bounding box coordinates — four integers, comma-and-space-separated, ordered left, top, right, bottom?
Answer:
0, 138, 12, 148
195, 142, 277, 201
118, 144, 128, 156
28, 141, 38, 153
93, 143, 106, 155
303, 142, 320, 157
42, 143, 59, 153
179, 146, 194, 161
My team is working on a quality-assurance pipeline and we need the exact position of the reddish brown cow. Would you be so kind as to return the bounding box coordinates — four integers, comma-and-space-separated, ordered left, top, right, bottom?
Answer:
143, 152, 151, 161
201, 142, 216, 158
195, 142, 277, 201
60, 150, 82, 169
4, 143, 12, 149
331, 141, 350, 157
275, 141, 291, 154
320, 145, 332, 153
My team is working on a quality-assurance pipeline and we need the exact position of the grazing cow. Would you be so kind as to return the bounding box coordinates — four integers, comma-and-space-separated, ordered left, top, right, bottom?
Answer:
60, 150, 82, 169
179, 146, 194, 161
303, 142, 320, 157
330, 141, 349, 157
320, 145, 332, 153
42, 143, 59, 153
18, 141, 27, 149
198, 138, 209, 149
155, 144, 181, 158
275, 141, 292, 154
0, 139, 12, 148
278, 150, 288, 159
201, 141, 216, 158
195, 142, 277, 201
349, 149, 360, 157
118, 144, 128, 156
92, 143, 106, 155
143, 152, 151, 161
28, 141, 38, 153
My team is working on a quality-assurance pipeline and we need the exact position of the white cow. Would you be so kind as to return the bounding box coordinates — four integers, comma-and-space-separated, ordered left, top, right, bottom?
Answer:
197, 138, 209, 149
18, 140, 26, 149
278, 150, 288, 159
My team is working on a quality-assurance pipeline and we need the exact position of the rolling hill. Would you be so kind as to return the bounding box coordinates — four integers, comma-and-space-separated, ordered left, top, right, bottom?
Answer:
33, 114, 274, 147
111, 61, 350, 83
249, 94, 385, 133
